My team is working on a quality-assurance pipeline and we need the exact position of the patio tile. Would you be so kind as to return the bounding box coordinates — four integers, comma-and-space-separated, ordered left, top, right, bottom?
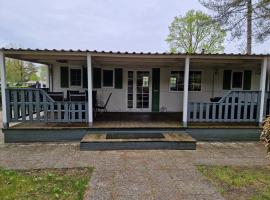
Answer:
113, 181, 153, 198
175, 180, 223, 195
85, 170, 115, 200
147, 169, 175, 186
152, 185, 182, 200
1, 140, 270, 200
114, 194, 154, 200
114, 169, 148, 183
179, 193, 224, 200
169, 169, 203, 182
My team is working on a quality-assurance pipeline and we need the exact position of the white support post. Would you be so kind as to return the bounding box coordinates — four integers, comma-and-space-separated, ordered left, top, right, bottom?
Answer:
46, 64, 51, 90
259, 57, 267, 124
49, 64, 54, 91
182, 56, 190, 127
0, 51, 8, 128
87, 53, 93, 126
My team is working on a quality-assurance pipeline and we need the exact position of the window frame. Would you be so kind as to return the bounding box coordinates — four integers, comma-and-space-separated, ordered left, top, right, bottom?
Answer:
188, 71, 202, 92
231, 70, 244, 89
69, 68, 82, 86
169, 71, 184, 92
102, 69, 114, 88
169, 70, 202, 92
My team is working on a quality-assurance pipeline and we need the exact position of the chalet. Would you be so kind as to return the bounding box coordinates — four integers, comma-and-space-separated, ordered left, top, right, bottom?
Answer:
1, 48, 269, 145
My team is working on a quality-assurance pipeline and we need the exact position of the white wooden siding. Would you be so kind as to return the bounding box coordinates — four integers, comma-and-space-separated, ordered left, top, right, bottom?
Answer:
52, 63, 261, 112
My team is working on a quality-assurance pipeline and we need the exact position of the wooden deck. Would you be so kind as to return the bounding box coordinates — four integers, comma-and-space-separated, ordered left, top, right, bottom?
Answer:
8, 112, 259, 129
9, 112, 182, 129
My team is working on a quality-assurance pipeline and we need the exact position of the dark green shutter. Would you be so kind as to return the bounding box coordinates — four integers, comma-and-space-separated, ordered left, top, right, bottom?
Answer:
243, 70, 252, 90
93, 68, 101, 88
60, 66, 69, 88
83, 67, 88, 88
223, 70, 232, 90
152, 68, 160, 112
114, 68, 123, 89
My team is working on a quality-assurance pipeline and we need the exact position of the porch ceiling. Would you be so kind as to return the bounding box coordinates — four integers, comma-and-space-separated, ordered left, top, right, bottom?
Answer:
92, 56, 184, 67
190, 59, 262, 68
2, 48, 266, 67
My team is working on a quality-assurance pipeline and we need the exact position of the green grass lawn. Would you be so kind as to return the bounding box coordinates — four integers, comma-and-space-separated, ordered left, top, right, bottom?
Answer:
197, 165, 270, 200
0, 167, 93, 200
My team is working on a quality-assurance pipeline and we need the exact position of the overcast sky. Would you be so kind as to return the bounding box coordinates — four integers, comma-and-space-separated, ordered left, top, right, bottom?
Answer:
0, 0, 269, 53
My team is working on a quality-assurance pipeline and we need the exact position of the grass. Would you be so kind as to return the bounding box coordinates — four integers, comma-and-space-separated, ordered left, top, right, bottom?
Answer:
197, 165, 270, 200
0, 167, 93, 200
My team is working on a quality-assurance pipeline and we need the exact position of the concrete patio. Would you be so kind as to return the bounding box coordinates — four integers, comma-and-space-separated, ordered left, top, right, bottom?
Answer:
0, 128, 269, 200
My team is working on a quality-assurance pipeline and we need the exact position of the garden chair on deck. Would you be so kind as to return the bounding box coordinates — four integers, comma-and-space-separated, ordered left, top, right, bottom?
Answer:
94, 93, 112, 114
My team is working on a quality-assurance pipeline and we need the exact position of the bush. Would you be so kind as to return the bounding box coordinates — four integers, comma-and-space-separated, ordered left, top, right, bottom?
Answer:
261, 116, 270, 156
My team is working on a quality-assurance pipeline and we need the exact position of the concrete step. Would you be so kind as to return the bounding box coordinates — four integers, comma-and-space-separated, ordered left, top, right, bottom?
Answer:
80, 132, 196, 151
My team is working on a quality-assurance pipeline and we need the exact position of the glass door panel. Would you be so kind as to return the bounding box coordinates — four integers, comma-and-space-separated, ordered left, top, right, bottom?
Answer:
136, 71, 150, 109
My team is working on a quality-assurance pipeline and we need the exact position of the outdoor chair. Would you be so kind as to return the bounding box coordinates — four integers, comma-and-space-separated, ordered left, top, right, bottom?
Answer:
41, 88, 49, 93
47, 92, 64, 101
94, 93, 112, 113
210, 97, 222, 102
67, 90, 80, 101
69, 93, 86, 101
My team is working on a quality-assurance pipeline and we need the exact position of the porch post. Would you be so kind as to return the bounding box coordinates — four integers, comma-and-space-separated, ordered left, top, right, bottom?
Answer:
182, 56, 190, 127
48, 64, 52, 91
87, 53, 93, 126
0, 51, 8, 128
259, 57, 267, 124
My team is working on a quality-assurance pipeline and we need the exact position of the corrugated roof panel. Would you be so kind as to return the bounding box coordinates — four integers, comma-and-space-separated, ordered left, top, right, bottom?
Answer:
1, 47, 269, 56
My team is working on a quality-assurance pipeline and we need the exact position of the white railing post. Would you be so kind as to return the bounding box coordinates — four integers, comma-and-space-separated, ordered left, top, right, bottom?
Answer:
87, 53, 93, 126
183, 56, 190, 127
259, 57, 267, 124
0, 51, 8, 128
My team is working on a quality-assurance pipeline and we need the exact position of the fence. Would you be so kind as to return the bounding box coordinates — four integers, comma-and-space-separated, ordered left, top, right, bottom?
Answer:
7, 88, 88, 123
188, 91, 260, 122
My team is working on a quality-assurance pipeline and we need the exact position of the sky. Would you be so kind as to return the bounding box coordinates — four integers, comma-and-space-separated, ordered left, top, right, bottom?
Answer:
0, 0, 269, 54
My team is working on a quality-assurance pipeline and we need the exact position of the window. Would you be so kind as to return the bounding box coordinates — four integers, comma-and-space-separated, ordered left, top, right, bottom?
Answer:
169, 71, 201, 91
189, 71, 201, 91
103, 69, 114, 87
170, 71, 184, 91
70, 69, 81, 86
232, 71, 243, 89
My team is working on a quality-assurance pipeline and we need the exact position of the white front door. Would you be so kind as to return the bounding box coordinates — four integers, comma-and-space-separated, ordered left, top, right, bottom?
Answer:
127, 70, 151, 112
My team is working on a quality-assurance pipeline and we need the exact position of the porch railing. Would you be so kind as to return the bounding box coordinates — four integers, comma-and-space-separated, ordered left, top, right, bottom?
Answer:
6, 88, 88, 123
188, 91, 261, 122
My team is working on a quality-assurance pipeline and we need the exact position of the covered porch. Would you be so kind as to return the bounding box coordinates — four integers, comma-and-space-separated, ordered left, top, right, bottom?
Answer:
0, 48, 269, 130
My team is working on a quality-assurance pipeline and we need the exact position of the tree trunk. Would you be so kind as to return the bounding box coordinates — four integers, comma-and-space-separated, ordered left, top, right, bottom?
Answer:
246, 0, 252, 54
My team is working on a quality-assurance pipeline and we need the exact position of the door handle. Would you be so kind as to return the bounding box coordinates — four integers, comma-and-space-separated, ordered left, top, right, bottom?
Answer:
154, 90, 159, 92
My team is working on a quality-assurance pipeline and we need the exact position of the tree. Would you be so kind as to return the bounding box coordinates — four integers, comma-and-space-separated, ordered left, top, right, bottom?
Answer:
38, 65, 48, 83
5, 58, 38, 85
166, 10, 226, 54
3, 44, 38, 85
199, 0, 270, 54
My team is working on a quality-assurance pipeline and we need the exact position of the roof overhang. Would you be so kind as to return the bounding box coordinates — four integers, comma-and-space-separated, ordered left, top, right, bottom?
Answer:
1, 48, 267, 67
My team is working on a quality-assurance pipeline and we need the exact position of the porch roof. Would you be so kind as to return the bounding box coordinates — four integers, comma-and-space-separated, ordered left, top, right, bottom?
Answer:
1, 47, 267, 67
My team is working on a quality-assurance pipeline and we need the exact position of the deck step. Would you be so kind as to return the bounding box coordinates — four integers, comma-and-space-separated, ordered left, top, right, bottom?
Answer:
80, 132, 196, 151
